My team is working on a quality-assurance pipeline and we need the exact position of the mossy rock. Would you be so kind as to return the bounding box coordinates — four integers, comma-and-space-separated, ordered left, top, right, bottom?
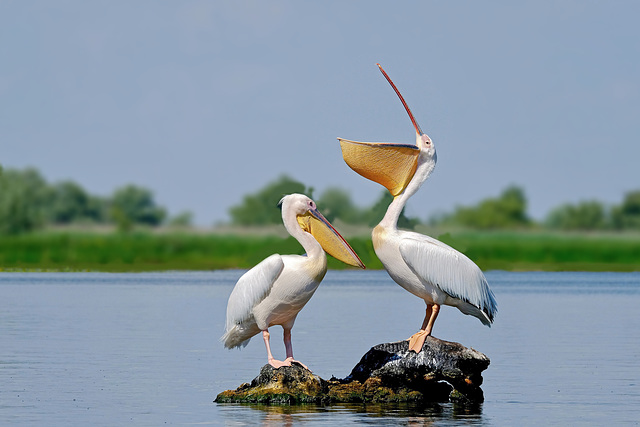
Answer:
216, 337, 489, 405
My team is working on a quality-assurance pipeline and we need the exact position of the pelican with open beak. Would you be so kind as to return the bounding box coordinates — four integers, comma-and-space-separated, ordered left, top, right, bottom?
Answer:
338, 64, 496, 352
222, 193, 365, 369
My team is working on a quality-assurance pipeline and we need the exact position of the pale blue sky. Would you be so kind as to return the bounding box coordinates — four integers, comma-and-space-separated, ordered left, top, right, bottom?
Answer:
2, 1, 639, 225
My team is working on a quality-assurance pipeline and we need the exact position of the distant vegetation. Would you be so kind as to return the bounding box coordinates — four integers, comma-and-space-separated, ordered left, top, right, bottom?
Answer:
1, 165, 639, 272
1, 165, 640, 235
229, 175, 417, 229
227, 174, 640, 233
1, 230, 639, 272
0, 167, 190, 235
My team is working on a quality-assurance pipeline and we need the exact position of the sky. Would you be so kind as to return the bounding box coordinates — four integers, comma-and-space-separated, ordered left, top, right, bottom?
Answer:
2, 1, 639, 225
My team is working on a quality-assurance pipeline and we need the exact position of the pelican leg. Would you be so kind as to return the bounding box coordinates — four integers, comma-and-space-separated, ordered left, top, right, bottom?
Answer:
408, 303, 440, 352
262, 329, 290, 368
421, 304, 433, 330
282, 327, 310, 371
283, 328, 294, 360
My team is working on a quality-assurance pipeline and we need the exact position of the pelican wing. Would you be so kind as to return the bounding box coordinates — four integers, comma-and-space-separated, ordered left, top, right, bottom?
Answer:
225, 254, 285, 331
399, 234, 497, 322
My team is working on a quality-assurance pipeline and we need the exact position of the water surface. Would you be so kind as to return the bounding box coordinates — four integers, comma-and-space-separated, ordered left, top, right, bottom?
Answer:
1, 271, 639, 425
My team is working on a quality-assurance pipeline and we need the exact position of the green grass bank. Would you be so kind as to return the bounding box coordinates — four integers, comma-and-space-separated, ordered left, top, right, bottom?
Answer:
0, 230, 638, 272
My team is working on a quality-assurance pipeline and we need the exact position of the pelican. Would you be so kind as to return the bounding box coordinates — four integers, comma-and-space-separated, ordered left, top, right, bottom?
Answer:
222, 193, 365, 368
338, 64, 497, 352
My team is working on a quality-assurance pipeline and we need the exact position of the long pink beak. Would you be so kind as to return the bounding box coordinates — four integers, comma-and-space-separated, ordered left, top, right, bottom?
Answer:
377, 63, 423, 136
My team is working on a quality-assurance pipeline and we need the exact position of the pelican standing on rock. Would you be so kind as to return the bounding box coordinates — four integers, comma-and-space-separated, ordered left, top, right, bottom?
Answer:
338, 64, 497, 352
222, 193, 365, 368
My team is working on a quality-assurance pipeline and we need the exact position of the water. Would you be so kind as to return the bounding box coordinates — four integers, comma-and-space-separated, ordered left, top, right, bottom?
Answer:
1, 270, 639, 426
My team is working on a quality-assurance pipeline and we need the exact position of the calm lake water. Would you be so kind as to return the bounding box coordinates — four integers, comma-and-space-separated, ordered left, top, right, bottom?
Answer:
1, 270, 639, 426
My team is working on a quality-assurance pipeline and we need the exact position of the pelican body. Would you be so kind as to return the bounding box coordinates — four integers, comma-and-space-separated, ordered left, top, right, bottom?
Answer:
339, 64, 496, 352
222, 193, 365, 368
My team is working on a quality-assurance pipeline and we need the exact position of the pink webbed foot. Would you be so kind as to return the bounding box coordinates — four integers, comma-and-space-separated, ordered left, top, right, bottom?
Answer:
285, 357, 310, 371
268, 358, 292, 368
408, 330, 430, 353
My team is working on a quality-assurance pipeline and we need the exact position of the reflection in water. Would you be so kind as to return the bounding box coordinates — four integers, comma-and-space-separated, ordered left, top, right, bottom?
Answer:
218, 401, 484, 426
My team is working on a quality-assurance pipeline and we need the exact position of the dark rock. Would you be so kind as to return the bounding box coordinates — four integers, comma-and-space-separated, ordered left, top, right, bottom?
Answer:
344, 337, 490, 404
215, 336, 490, 405
215, 362, 330, 404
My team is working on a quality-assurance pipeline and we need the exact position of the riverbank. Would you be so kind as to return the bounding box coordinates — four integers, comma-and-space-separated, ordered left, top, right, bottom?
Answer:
0, 228, 638, 272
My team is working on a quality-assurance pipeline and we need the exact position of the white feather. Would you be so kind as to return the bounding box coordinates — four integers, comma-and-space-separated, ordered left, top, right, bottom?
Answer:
224, 254, 284, 332
399, 233, 497, 322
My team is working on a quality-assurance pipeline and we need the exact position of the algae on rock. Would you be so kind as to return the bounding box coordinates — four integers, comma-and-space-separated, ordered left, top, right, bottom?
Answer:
216, 336, 490, 405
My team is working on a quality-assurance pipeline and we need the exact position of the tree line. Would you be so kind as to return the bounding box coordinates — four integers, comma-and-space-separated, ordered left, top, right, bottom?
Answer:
229, 175, 640, 232
0, 166, 190, 235
1, 166, 639, 235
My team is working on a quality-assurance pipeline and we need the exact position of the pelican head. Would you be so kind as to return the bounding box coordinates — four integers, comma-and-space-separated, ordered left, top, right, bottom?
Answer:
338, 63, 436, 197
279, 194, 365, 269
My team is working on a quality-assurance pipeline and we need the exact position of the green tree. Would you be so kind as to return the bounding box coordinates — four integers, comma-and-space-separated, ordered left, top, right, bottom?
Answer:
611, 190, 640, 229
439, 185, 531, 229
109, 185, 166, 229
0, 168, 50, 234
86, 195, 109, 223
229, 175, 313, 225
47, 181, 107, 224
168, 211, 194, 227
545, 200, 607, 230
316, 187, 360, 223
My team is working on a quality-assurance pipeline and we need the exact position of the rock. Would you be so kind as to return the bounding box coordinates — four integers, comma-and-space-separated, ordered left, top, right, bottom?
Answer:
343, 337, 490, 404
215, 363, 329, 404
215, 336, 490, 405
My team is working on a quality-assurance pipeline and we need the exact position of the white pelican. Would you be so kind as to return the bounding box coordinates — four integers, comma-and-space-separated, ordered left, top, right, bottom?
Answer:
338, 64, 497, 352
222, 193, 365, 368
